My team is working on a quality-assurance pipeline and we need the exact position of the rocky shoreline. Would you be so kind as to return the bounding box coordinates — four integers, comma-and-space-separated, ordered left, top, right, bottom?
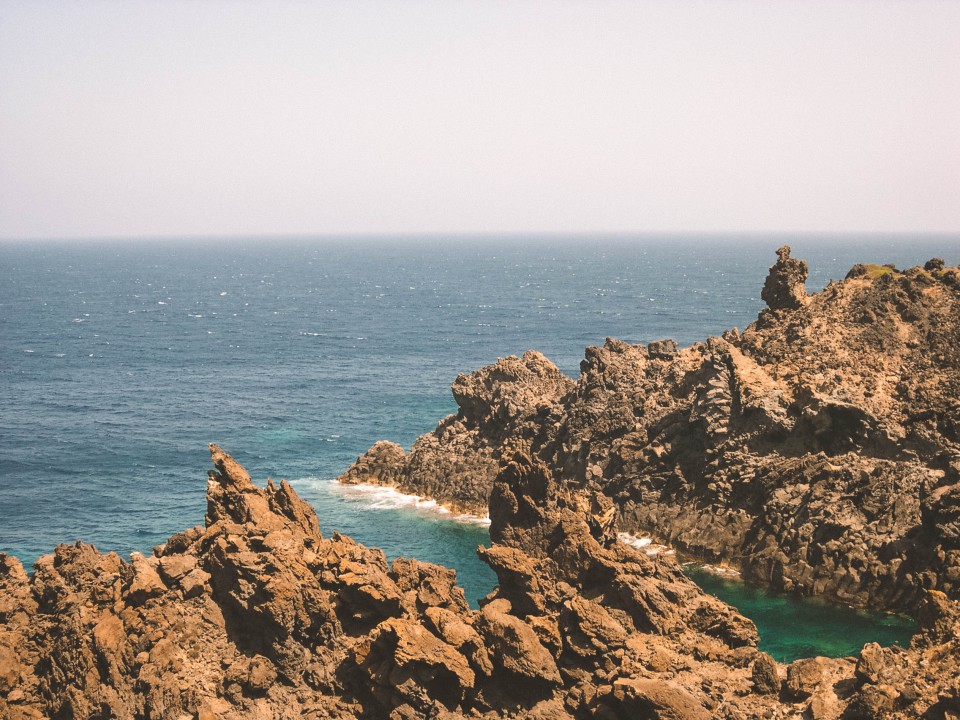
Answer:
339, 247, 960, 614
3, 247, 960, 718
3, 444, 959, 719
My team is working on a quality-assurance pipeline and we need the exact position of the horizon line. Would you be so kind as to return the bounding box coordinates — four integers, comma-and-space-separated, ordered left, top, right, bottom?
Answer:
3, 229, 960, 244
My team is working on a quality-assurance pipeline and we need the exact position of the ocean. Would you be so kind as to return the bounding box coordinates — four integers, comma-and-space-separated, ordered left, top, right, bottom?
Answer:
3, 234, 957, 661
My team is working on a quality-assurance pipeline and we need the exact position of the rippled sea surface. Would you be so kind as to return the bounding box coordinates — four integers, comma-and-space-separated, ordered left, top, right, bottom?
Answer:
3, 234, 955, 660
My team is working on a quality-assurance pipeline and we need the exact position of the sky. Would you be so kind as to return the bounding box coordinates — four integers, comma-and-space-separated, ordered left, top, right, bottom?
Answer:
0, 1, 958, 239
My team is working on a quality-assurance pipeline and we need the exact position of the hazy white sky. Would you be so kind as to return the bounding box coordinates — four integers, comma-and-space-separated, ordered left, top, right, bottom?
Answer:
1, 1, 958, 238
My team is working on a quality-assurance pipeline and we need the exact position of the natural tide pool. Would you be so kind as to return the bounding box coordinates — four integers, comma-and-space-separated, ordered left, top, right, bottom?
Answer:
302, 478, 915, 664
682, 565, 915, 663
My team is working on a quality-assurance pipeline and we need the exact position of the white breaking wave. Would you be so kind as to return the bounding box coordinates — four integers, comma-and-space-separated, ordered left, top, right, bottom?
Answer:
689, 562, 742, 578
617, 532, 672, 556
617, 533, 741, 575
326, 479, 492, 526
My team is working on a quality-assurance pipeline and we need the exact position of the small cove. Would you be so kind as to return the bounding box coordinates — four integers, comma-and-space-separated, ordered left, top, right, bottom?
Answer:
303, 477, 915, 664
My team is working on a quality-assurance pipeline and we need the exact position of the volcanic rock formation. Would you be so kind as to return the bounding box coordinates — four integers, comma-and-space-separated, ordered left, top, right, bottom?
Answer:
4, 444, 960, 719
340, 247, 960, 613
340, 350, 574, 515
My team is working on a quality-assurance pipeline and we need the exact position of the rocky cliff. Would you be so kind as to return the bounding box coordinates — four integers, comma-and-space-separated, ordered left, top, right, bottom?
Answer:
340, 248, 960, 613
4, 444, 960, 719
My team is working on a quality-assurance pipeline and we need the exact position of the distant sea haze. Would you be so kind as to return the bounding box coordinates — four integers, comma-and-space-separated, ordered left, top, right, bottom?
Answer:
0, 234, 954, 658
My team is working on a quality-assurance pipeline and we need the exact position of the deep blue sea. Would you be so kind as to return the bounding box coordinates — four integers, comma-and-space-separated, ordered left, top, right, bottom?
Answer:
3, 234, 957, 661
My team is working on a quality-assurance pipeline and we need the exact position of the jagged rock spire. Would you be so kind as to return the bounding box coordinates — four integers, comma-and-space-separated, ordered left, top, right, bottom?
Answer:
761, 245, 808, 311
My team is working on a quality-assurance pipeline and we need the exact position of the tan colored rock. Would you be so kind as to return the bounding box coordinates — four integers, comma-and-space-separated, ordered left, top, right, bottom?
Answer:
561, 595, 627, 657
845, 684, 897, 718
225, 654, 276, 694
608, 677, 711, 720
478, 597, 561, 684
391, 557, 469, 613
338, 560, 405, 619
855, 642, 906, 685
125, 552, 165, 604
179, 567, 211, 598
785, 657, 824, 700
751, 651, 780, 695
761, 244, 808, 311
359, 617, 475, 709
0, 643, 21, 692
424, 606, 481, 649
157, 554, 197, 584
3, 441, 959, 719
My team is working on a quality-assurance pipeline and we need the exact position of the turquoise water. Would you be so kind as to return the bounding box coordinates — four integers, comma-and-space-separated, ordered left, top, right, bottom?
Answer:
685, 566, 915, 663
2, 235, 956, 657
306, 479, 498, 607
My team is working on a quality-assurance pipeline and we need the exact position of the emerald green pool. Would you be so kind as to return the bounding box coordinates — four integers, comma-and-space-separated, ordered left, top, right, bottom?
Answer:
683, 565, 916, 663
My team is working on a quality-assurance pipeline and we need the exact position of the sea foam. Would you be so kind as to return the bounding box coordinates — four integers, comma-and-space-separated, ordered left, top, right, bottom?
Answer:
617, 532, 671, 556
325, 479, 492, 526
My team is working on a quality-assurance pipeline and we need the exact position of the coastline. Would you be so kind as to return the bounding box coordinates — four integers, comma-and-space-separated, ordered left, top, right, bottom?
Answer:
332, 477, 492, 526
4, 245, 958, 717
336, 477, 768, 591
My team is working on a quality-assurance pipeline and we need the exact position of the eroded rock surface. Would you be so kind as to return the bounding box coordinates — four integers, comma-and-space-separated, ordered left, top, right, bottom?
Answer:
342, 249, 960, 612
4, 445, 960, 717
761, 244, 809, 311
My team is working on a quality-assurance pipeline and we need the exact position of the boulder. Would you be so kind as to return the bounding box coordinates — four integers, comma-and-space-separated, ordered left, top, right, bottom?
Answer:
785, 657, 824, 700
751, 652, 780, 695
477, 600, 561, 685
608, 677, 710, 720
125, 553, 165, 604
157, 554, 197, 585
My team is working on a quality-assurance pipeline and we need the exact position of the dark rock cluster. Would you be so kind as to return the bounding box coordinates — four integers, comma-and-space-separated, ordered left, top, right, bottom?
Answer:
339, 350, 574, 515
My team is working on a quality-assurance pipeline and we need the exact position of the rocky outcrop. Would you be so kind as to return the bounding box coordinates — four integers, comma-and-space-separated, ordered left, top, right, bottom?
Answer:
6, 445, 959, 718
340, 350, 574, 514
761, 244, 809, 311
341, 250, 960, 613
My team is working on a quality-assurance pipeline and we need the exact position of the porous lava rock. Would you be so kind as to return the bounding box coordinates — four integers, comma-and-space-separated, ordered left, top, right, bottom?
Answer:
761, 244, 808, 311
